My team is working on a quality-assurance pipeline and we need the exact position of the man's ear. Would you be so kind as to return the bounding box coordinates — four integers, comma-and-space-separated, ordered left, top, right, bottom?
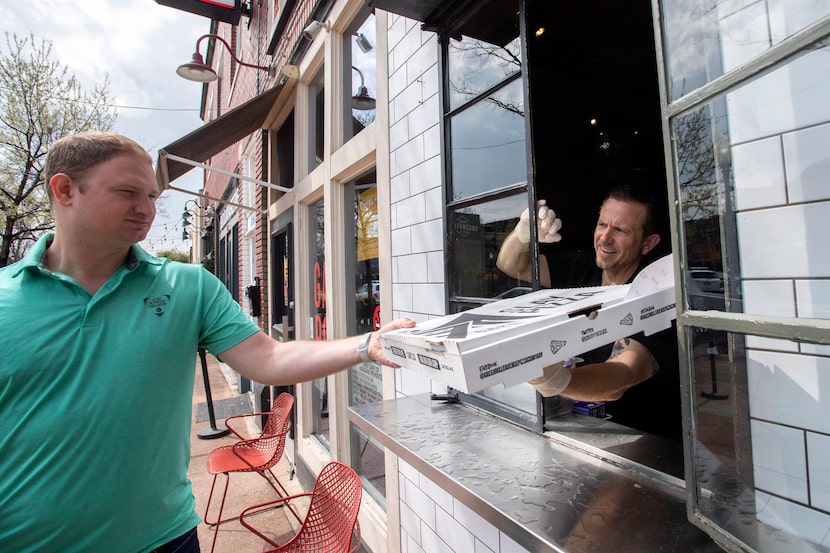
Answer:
49, 173, 74, 205
642, 233, 661, 255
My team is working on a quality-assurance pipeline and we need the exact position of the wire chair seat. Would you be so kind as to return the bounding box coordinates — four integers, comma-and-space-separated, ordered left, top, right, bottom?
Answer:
240, 460, 362, 553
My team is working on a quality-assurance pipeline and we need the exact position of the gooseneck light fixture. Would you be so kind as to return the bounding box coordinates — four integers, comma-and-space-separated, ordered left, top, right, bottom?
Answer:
351, 66, 376, 110
177, 34, 273, 83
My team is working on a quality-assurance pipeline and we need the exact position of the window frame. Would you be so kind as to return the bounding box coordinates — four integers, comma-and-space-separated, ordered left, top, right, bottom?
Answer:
441, 0, 544, 431
654, 7, 830, 551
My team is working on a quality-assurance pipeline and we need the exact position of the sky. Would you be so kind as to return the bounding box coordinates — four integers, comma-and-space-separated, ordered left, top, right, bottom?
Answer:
4, 0, 212, 254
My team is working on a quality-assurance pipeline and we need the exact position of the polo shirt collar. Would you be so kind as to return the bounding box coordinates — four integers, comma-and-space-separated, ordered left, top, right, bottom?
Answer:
11, 233, 161, 277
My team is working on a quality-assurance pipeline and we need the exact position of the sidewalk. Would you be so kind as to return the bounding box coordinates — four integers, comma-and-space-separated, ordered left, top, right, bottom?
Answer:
189, 352, 305, 553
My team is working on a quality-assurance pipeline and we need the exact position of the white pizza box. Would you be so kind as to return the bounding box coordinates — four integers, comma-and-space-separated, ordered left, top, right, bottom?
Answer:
381, 254, 676, 394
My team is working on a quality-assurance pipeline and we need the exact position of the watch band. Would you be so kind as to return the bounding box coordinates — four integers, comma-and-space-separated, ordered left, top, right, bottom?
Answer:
357, 331, 373, 363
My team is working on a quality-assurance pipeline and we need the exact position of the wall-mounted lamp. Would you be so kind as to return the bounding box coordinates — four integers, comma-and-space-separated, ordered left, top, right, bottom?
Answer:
352, 66, 375, 110
177, 34, 273, 83
303, 19, 329, 41
355, 33, 373, 53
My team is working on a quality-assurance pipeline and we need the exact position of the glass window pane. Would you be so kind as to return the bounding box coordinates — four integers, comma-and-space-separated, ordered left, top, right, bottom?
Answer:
687, 326, 830, 552
450, 194, 528, 300
348, 14, 377, 139
447, 1, 521, 111
661, 0, 830, 102
672, 46, 830, 321
347, 175, 386, 501
349, 423, 385, 503
450, 78, 527, 201
310, 199, 329, 445
308, 70, 325, 172
353, 183, 380, 334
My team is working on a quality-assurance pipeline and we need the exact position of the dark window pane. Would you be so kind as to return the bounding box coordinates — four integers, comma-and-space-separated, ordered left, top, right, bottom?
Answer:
450, 78, 526, 201
450, 194, 527, 299
447, 1, 521, 111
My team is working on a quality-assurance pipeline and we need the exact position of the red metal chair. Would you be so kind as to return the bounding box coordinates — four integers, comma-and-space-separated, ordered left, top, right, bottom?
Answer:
204, 391, 296, 553
239, 461, 363, 553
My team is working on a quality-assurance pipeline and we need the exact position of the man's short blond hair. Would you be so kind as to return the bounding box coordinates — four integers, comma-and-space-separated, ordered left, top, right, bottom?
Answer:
44, 132, 152, 198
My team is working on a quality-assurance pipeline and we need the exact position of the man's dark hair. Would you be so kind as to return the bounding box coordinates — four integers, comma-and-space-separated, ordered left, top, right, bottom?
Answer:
604, 180, 662, 237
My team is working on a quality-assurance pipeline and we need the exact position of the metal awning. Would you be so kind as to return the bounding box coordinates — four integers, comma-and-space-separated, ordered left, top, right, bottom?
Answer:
365, 0, 468, 28
155, 84, 284, 189
365, 0, 444, 22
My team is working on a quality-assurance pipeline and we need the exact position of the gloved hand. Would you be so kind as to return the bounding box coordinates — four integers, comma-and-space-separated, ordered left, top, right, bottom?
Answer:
528, 361, 572, 397
516, 199, 562, 244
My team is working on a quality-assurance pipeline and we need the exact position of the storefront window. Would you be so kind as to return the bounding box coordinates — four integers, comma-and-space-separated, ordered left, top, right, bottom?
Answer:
310, 199, 329, 446
308, 69, 325, 172
346, 173, 387, 502
345, 11, 376, 141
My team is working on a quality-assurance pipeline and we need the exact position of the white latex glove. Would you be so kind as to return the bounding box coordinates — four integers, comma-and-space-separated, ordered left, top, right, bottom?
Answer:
516, 200, 563, 244
528, 361, 572, 397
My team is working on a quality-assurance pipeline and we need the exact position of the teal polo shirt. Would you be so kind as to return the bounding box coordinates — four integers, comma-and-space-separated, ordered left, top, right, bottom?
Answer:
0, 234, 260, 552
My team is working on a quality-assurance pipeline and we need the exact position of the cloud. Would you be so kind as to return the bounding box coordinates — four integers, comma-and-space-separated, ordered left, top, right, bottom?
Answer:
4, 0, 211, 253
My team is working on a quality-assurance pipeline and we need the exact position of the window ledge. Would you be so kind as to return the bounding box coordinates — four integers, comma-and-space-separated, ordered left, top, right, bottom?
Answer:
349, 394, 721, 553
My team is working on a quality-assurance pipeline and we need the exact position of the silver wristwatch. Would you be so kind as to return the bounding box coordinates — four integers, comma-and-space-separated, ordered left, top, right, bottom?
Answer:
357, 331, 374, 363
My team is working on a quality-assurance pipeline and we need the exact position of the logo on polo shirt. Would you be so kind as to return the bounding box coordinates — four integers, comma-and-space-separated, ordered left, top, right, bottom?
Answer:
144, 295, 171, 317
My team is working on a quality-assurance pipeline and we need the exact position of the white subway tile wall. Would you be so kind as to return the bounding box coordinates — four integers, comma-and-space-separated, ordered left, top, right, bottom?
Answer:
387, 12, 533, 551
750, 420, 808, 503
731, 136, 786, 211
398, 459, 530, 553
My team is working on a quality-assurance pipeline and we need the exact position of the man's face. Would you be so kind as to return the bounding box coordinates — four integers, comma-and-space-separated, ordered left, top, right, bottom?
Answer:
593, 198, 652, 275
70, 153, 158, 247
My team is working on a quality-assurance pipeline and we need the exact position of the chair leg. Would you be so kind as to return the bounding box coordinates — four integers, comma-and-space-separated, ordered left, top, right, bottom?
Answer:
204, 472, 231, 527
261, 469, 302, 524
204, 469, 298, 553
204, 472, 232, 553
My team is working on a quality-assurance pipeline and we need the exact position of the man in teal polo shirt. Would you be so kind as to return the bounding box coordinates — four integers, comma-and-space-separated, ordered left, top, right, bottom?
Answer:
0, 132, 414, 553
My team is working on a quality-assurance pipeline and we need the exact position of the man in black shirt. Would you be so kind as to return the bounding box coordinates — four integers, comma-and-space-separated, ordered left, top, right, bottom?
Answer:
496, 185, 681, 440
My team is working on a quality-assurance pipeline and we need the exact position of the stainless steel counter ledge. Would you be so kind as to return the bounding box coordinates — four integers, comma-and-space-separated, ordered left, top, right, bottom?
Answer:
349, 394, 721, 553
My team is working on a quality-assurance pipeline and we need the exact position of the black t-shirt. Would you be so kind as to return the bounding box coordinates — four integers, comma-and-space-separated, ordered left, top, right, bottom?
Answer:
541, 247, 682, 441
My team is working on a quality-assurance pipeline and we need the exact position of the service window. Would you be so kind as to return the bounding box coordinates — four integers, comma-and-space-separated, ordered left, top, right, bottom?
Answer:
444, 0, 675, 464
659, 1, 830, 550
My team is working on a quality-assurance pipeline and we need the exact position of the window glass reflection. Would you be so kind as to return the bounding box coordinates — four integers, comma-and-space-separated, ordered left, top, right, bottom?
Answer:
662, 0, 830, 102
687, 326, 830, 552
353, 183, 380, 333
448, 29, 521, 111
450, 194, 528, 300
309, 70, 325, 172
450, 78, 526, 201
347, 175, 386, 501
673, 46, 830, 321
347, 13, 376, 140
310, 199, 329, 445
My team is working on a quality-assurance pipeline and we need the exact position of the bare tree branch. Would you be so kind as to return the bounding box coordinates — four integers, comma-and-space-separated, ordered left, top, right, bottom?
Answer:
0, 32, 116, 266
